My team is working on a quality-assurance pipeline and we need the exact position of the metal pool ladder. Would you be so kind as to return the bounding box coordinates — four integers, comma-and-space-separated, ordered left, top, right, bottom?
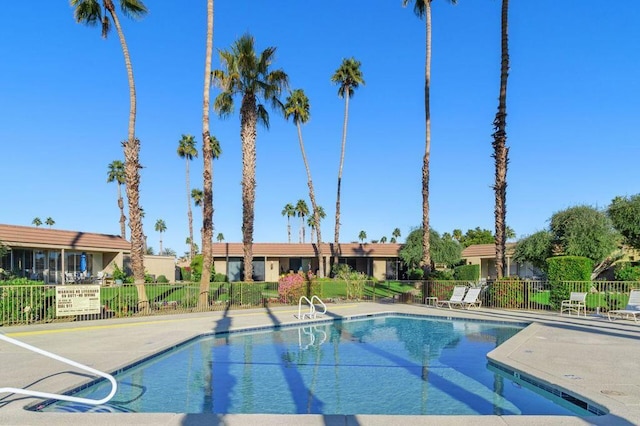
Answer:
296, 295, 327, 319
0, 333, 118, 405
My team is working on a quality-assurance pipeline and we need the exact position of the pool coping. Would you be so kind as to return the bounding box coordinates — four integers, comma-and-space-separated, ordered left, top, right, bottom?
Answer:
0, 303, 639, 425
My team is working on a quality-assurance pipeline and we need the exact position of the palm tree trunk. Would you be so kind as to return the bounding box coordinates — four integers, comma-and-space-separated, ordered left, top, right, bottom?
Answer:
297, 122, 325, 278
334, 93, 350, 267
107, 4, 148, 311
287, 217, 291, 243
240, 95, 257, 282
187, 159, 195, 260
200, 0, 215, 308
117, 183, 126, 239
493, 0, 510, 279
421, 1, 432, 274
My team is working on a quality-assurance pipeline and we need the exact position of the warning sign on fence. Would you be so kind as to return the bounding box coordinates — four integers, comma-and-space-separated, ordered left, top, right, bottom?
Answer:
56, 285, 101, 317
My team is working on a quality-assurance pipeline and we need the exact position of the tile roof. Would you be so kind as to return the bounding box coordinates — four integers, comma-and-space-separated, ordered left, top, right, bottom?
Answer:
0, 224, 130, 252
211, 242, 402, 258
461, 243, 516, 258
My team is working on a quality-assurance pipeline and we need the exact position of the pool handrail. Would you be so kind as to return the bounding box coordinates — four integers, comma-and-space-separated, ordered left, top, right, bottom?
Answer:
0, 333, 118, 406
296, 295, 327, 319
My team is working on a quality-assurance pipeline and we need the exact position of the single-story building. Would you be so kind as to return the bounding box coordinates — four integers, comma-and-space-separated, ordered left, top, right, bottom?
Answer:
0, 224, 175, 284
210, 242, 405, 282
461, 243, 541, 280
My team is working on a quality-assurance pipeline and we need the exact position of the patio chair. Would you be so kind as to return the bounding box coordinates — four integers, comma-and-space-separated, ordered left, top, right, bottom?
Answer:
460, 287, 482, 310
560, 292, 587, 317
436, 286, 467, 309
607, 289, 640, 323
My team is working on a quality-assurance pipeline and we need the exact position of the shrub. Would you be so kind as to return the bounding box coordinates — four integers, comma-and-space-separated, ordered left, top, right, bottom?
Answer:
213, 273, 227, 283
488, 278, 524, 309
408, 268, 424, 280
546, 256, 593, 309
453, 264, 480, 281
229, 282, 264, 306
190, 254, 215, 283
278, 271, 319, 303
614, 262, 640, 282
157, 275, 169, 283
181, 267, 191, 282
112, 265, 127, 282
427, 270, 453, 280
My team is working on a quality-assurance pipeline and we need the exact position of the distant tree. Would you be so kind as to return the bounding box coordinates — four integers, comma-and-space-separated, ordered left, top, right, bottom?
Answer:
45, 217, 55, 228
146, 247, 155, 255
399, 228, 462, 270
380, 236, 387, 244
392, 227, 401, 241
358, 230, 367, 243
512, 231, 553, 271
281, 203, 296, 243
216, 233, 225, 243
295, 199, 309, 243
107, 159, 127, 239
332, 57, 364, 259
390, 237, 397, 243
185, 237, 200, 254
452, 229, 462, 242
608, 194, 640, 250
550, 205, 619, 267
191, 188, 204, 207
32, 217, 42, 227
163, 247, 176, 257
154, 219, 167, 255
459, 227, 495, 248
306, 206, 326, 244
177, 134, 198, 260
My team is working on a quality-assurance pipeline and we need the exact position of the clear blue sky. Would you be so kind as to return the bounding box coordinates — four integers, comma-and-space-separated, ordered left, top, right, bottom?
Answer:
1, 1, 639, 257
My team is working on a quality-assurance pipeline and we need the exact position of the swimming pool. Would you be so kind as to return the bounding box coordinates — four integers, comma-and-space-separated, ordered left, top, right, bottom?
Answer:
37, 314, 601, 416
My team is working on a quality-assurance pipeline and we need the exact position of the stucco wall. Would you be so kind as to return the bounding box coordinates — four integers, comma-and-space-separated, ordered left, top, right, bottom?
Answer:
143, 255, 176, 282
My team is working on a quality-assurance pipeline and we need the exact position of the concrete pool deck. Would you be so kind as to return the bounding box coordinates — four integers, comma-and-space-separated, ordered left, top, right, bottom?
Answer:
0, 302, 638, 425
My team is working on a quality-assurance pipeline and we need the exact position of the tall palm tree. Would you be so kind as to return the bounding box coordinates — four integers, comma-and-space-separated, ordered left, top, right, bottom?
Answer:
213, 33, 289, 281
281, 203, 296, 243
380, 236, 387, 244
331, 58, 364, 264
403, 0, 457, 274
177, 134, 198, 260
392, 227, 402, 241
32, 218, 42, 227
107, 160, 127, 239
492, 0, 510, 278
295, 199, 309, 243
71, 0, 149, 309
358, 230, 367, 243
284, 89, 325, 276
45, 218, 55, 228
155, 219, 167, 255
216, 233, 224, 243
199, 0, 215, 308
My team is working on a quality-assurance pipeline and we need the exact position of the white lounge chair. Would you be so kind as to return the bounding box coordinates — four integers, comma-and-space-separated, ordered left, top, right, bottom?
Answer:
460, 287, 482, 310
436, 286, 467, 309
560, 292, 587, 317
608, 289, 640, 323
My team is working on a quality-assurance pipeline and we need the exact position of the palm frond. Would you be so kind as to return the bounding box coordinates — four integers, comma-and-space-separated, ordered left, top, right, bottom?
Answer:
118, 0, 148, 19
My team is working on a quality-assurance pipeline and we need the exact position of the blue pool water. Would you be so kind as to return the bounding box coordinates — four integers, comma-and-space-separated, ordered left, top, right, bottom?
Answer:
38, 315, 600, 416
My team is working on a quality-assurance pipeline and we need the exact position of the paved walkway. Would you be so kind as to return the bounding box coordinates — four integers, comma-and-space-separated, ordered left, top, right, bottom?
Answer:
0, 303, 638, 425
